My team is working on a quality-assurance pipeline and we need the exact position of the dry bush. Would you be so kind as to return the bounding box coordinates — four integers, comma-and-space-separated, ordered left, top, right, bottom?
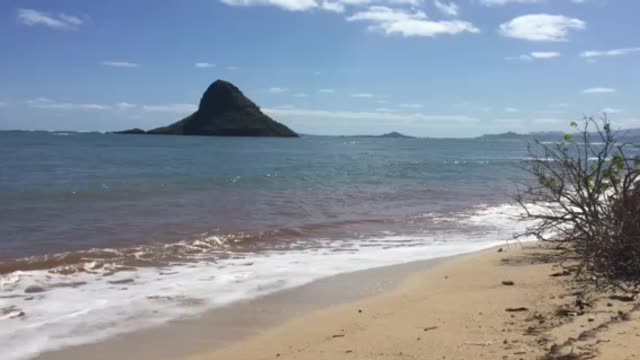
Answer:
515, 116, 640, 292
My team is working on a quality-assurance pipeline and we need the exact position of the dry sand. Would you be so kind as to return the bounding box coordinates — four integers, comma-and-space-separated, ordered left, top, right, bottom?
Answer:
189, 243, 640, 360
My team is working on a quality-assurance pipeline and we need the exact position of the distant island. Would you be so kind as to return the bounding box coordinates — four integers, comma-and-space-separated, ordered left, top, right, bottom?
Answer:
346, 132, 415, 139
116, 80, 298, 137
476, 131, 529, 140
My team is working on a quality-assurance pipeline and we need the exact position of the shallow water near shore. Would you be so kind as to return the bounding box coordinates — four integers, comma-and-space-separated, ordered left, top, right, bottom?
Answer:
1, 131, 533, 359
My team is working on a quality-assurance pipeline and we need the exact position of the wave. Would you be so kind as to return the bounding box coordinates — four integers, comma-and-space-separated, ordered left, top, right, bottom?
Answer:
0, 202, 533, 360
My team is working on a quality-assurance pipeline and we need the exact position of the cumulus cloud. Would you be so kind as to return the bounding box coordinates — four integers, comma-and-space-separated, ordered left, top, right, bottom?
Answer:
348, 6, 479, 37
580, 47, 640, 58
504, 107, 519, 113
321, 1, 346, 12
17, 9, 85, 29
293, 92, 310, 97
318, 89, 336, 94
583, 87, 616, 94
434, 0, 459, 17
194, 62, 216, 68
101, 61, 139, 68
602, 107, 622, 113
499, 14, 586, 42
226, 65, 240, 70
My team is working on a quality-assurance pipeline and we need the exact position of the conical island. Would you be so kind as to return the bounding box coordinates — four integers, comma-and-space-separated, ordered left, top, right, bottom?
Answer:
117, 80, 298, 137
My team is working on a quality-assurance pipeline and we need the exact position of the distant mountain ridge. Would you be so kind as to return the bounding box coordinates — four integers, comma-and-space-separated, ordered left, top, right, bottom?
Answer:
116, 80, 297, 137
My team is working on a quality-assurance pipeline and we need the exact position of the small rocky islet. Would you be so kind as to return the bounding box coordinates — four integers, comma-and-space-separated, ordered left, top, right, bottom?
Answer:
116, 80, 298, 137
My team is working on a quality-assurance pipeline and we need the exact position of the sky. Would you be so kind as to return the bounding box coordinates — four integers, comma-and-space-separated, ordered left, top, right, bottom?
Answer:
0, 0, 638, 137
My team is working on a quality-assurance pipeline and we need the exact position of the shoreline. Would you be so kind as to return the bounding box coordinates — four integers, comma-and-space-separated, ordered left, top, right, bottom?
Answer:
188, 242, 640, 360
37, 240, 640, 360
38, 245, 481, 360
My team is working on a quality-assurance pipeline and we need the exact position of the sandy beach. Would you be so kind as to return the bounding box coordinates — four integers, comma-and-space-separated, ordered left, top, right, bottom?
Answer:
36, 242, 640, 360
187, 242, 639, 360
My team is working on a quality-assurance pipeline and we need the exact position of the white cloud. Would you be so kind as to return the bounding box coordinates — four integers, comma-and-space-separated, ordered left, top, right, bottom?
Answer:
478, 0, 543, 5
220, 0, 318, 11
351, 92, 375, 98
602, 107, 622, 114
26, 98, 112, 110
375, 107, 397, 112
321, 1, 346, 12
264, 107, 478, 124
318, 89, 336, 94
504, 107, 519, 113
268, 87, 290, 94
397, 103, 423, 109
101, 61, 139, 68
531, 51, 561, 59
480, 0, 589, 5
583, 87, 616, 94
0, 102, 7, 108
506, 51, 561, 61
434, 0, 459, 17
116, 102, 136, 109
17, 9, 85, 29
25, 98, 197, 114
293, 92, 309, 97
499, 14, 586, 42
226, 65, 240, 70
141, 104, 197, 113
347, 6, 479, 37
580, 47, 640, 58
194, 62, 216, 68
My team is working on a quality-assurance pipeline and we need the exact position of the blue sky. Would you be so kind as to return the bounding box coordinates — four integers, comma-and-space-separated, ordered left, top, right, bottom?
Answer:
0, 0, 637, 137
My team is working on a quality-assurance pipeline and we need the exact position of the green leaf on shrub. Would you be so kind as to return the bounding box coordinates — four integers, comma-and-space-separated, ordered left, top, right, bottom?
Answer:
564, 134, 574, 141
570, 122, 578, 128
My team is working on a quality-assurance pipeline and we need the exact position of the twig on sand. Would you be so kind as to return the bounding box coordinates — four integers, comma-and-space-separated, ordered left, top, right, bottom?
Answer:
464, 341, 493, 346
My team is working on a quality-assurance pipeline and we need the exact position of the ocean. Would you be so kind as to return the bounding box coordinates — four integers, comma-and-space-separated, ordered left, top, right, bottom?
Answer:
1, 131, 534, 359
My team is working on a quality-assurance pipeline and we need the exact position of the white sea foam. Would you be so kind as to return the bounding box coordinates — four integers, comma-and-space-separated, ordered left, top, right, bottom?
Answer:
0, 203, 533, 360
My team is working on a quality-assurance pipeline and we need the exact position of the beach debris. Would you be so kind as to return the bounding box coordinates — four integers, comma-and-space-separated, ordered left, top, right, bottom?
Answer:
502, 281, 515, 286
24, 285, 46, 293
332, 334, 345, 338
423, 326, 438, 332
550, 270, 571, 277
555, 308, 578, 317
498, 247, 504, 253
609, 294, 634, 302
358, 309, 362, 313
506, 307, 529, 312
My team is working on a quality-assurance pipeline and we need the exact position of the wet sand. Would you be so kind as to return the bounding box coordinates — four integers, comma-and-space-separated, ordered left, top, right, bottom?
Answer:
38, 252, 452, 360
40, 242, 640, 360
